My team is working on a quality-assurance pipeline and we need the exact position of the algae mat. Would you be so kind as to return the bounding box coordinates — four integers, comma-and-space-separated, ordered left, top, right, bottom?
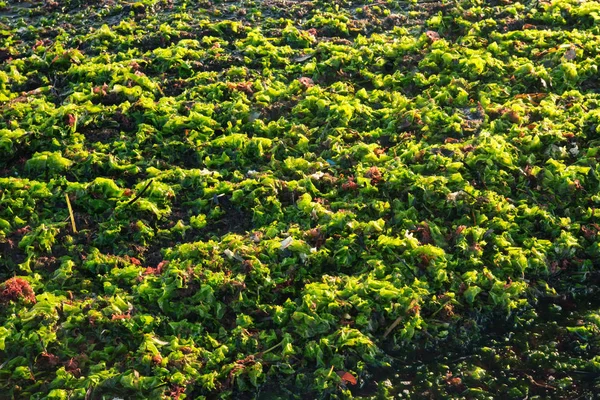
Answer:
2, 0, 600, 398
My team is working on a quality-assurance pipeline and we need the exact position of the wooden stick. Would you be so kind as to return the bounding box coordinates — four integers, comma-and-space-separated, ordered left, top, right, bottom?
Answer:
383, 316, 403, 338
65, 193, 77, 233
523, 373, 556, 390
326, 365, 335, 378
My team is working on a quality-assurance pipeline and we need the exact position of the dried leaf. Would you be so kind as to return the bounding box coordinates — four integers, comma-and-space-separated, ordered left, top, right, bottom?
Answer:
336, 371, 357, 385
426, 31, 440, 42
298, 77, 314, 88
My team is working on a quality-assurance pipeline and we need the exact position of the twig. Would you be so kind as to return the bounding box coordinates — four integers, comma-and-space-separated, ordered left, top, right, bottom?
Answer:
125, 179, 153, 207
65, 193, 77, 233
254, 340, 283, 357
84, 384, 94, 400
383, 316, 403, 338
110, 179, 154, 218
326, 365, 335, 378
523, 373, 556, 390
395, 256, 419, 279
430, 300, 453, 318
450, 354, 475, 363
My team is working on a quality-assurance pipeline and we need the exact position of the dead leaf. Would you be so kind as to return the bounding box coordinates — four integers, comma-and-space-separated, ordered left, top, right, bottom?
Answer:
365, 166, 383, 185
337, 371, 357, 385
65, 114, 76, 127
129, 257, 141, 266
298, 77, 314, 89
426, 31, 440, 42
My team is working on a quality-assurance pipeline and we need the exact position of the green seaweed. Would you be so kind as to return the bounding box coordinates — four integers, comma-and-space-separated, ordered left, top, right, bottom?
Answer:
2, 0, 600, 398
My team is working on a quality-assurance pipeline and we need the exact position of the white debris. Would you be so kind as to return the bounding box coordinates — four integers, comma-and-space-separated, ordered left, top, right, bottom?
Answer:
224, 249, 244, 261
280, 236, 293, 250
309, 171, 324, 180
569, 144, 579, 156
447, 191, 462, 202
311, 208, 318, 220
224, 249, 235, 259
